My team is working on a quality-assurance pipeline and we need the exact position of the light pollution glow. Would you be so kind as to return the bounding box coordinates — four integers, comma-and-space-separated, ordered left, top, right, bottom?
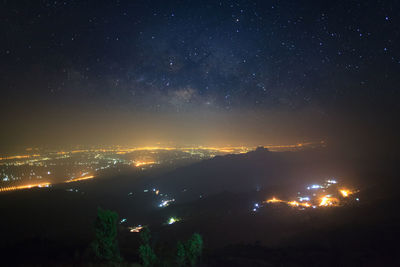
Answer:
1, 108, 331, 151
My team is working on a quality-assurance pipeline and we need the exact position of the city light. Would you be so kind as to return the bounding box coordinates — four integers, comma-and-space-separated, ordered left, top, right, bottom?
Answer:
288, 200, 300, 207
0, 182, 51, 192
129, 225, 144, 233
319, 196, 339, 207
1, 144, 326, 195
264, 178, 358, 210
134, 161, 156, 167
159, 199, 175, 208
339, 189, 353, 197
167, 216, 180, 225
266, 197, 284, 203
0, 154, 41, 161
65, 175, 94, 183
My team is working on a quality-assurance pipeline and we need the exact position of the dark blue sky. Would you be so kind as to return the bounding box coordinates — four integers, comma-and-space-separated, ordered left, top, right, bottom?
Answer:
1, 0, 399, 148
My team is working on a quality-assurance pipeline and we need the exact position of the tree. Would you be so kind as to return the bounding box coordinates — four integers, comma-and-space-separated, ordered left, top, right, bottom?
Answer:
140, 225, 151, 245
138, 226, 157, 266
91, 207, 121, 263
139, 244, 157, 267
176, 241, 186, 266
185, 233, 203, 266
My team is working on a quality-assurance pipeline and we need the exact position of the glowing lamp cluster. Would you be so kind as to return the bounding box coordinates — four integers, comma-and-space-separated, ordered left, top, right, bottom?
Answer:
319, 196, 339, 207
264, 178, 358, 210
167, 216, 180, 225
129, 225, 144, 233
339, 189, 353, 197
266, 197, 284, 203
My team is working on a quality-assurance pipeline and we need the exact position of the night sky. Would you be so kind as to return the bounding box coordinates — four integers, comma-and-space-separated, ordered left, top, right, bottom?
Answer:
1, 0, 399, 150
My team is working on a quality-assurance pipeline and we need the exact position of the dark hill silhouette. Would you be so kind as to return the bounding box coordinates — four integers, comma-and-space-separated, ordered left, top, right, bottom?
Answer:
148, 147, 353, 201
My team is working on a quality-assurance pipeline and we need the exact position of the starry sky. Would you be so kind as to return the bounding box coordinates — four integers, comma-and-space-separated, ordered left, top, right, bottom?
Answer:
1, 0, 399, 150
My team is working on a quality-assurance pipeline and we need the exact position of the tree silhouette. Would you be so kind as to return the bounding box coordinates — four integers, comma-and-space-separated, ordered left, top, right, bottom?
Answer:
175, 233, 203, 266
138, 226, 157, 266
91, 207, 121, 263
176, 241, 186, 266
139, 244, 157, 267
186, 233, 203, 266
140, 225, 151, 244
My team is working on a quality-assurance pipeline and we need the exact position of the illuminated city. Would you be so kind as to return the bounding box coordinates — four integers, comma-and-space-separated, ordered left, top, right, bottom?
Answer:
0, 143, 320, 192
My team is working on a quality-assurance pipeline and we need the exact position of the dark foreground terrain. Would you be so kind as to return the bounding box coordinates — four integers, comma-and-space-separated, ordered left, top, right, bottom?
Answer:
1, 148, 399, 266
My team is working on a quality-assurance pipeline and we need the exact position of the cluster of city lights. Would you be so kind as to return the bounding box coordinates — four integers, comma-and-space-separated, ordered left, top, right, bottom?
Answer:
0, 182, 51, 192
134, 161, 157, 167
1, 143, 326, 194
127, 217, 180, 234
65, 175, 95, 183
0, 174, 95, 193
129, 225, 144, 233
126, 187, 179, 232
252, 179, 358, 212
159, 199, 175, 208
166, 216, 181, 225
